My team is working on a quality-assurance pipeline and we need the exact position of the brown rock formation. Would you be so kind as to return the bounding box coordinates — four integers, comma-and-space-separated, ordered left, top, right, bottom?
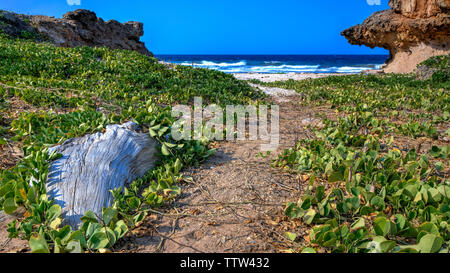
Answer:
341, 0, 450, 73
0, 9, 152, 56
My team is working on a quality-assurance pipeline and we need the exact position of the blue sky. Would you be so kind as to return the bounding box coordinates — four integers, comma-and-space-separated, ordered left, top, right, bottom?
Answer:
2, 0, 390, 55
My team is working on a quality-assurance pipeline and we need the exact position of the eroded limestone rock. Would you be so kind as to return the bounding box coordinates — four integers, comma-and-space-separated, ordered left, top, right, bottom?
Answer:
0, 9, 153, 56
341, 0, 449, 73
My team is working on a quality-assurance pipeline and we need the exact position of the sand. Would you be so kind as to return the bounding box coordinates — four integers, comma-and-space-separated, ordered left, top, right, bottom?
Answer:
232, 72, 346, 82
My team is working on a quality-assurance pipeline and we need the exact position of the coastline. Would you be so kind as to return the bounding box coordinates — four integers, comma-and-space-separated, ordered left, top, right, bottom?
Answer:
159, 61, 384, 83
231, 72, 347, 82
157, 55, 387, 75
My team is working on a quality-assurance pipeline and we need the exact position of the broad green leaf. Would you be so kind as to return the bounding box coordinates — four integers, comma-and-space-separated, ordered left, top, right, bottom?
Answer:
174, 158, 183, 173
350, 218, 365, 230
285, 202, 304, 219
46, 204, 61, 222
133, 211, 147, 225
417, 222, 439, 242
158, 127, 169, 137
379, 240, 396, 253
161, 144, 170, 156
328, 170, 344, 182
437, 185, 450, 199
315, 186, 325, 201
149, 129, 157, 137
29, 233, 50, 253
3, 198, 17, 215
322, 231, 337, 247
434, 162, 444, 172
284, 232, 297, 242
394, 214, 406, 230
88, 231, 110, 250
102, 207, 118, 226
418, 234, 444, 253
370, 196, 385, 210
56, 225, 72, 244
301, 248, 316, 253
104, 227, 117, 247
373, 217, 390, 236
303, 209, 316, 225
114, 220, 128, 239
429, 146, 441, 157
360, 206, 374, 216
164, 142, 177, 148
68, 230, 87, 248
126, 197, 141, 209
80, 210, 98, 224
427, 188, 441, 203
85, 222, 102, 239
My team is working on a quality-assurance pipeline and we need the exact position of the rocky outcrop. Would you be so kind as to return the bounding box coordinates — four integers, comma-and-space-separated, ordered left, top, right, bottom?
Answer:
46, 122, 159, 227
389, 0, 449, 18
341, 0, 450, 73
0, 9, 152, 56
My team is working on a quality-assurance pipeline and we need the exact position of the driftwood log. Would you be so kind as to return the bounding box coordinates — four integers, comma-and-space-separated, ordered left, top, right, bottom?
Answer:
0, 211, 11, 224
46, 121, 159, 227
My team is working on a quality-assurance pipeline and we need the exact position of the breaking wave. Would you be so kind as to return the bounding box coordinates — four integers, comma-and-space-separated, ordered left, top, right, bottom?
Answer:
163, 56, 388, 74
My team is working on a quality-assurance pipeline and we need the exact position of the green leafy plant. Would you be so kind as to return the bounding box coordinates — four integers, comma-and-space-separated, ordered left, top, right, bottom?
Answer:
268, 63, 449, 253
0, 34, 260, 252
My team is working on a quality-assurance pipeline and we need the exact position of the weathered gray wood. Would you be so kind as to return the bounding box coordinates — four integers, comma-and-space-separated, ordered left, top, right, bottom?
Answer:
46, 121, 158, 227
0, 211, 10, 223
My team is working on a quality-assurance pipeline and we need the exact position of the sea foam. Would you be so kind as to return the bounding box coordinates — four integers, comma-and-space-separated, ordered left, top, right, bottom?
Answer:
170, 57, 386, 74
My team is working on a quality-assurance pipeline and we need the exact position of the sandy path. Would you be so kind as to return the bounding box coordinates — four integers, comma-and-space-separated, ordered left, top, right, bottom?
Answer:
117, 82, 336, 253
0, 211, 29, 252
118, 97, 305, 253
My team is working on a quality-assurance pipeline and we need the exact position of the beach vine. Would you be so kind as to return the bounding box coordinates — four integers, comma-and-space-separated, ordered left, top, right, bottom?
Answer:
262, 65, 450, 253
0, 34, 263, 252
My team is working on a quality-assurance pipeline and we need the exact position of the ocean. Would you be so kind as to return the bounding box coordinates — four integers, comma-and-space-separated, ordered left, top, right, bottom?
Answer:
155, 55, 389, 74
